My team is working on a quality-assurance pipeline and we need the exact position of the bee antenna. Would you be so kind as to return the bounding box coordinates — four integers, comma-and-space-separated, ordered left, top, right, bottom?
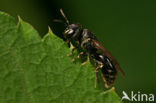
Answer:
60, 8, 69, 25
53, 19, 64, 23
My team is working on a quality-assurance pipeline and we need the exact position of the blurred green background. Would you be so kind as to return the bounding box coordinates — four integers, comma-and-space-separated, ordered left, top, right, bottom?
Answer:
0, 0, 156, 97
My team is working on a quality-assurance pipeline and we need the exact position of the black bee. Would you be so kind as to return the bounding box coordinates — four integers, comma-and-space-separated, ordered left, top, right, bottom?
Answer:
59, 9, 125, 88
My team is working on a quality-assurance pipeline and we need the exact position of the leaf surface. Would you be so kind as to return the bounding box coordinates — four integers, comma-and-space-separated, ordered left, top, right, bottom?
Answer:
0, 11, 121, 103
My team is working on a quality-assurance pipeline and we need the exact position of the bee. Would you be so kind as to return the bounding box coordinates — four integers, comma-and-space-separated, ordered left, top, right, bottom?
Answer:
58, 9, 125, 88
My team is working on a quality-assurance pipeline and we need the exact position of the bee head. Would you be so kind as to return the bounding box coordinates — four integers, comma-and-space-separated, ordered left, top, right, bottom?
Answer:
64, 24, 82, 39
59, 9, 82, 40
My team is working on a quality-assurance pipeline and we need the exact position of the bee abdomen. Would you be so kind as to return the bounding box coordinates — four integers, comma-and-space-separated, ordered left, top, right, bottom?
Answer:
101, 57, 117, 88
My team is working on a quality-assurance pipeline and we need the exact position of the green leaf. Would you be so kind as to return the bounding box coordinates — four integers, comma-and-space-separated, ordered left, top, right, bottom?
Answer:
0, 11, 122, 103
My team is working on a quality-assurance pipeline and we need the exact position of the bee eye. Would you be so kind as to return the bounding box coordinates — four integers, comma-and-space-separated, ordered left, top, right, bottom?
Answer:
65, 29, 74, 34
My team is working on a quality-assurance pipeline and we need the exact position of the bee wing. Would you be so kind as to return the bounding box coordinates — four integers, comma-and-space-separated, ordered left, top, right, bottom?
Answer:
92, 39, 125, 76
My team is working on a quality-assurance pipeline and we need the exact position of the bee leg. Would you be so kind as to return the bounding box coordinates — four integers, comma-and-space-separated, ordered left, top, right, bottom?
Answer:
67, 42, 77, 56
72, 52, 85, 63
72, 57, 76, 63
81, 52, 90, 65
94, 64, 100, 88
81, 55, 89, 65
67, 47, 76, 56
77, 52, 84, 58
81, 62, 87, 65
